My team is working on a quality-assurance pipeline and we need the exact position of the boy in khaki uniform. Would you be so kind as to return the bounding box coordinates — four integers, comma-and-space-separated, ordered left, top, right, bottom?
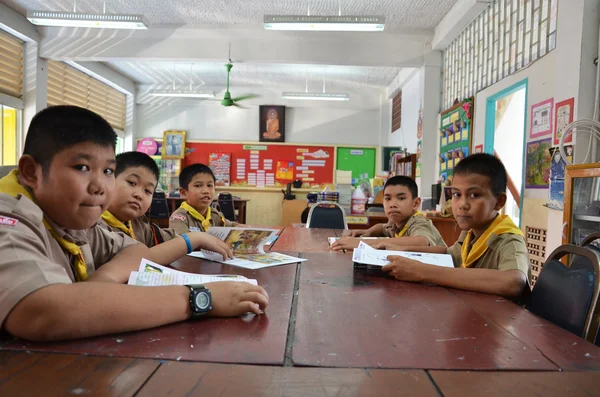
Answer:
380, 154, 530, 299
100, 151, 234, 263
169, 164, 245, 234
0, 106, 268, 342
331, 176, 446, 252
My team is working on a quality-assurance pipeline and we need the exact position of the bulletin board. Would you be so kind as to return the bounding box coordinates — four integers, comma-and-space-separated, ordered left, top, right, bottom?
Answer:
336, 147, 377, 182
439, 97, 474, 186
183, 142, 335, 188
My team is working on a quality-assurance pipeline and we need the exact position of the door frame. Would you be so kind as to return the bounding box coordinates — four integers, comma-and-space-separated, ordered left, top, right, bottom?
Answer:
484, 78, 528, 227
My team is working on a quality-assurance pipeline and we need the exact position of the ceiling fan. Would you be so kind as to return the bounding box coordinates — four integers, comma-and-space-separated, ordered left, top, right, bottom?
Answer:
218, 62, 259, 108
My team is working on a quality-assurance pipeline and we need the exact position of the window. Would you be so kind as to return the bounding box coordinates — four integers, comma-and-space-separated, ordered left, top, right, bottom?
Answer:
116, 136, 124, 155
443, 0, 558, 109
0, 30, 23, 99
47, 61, 126, 130
1, 105, 20, 165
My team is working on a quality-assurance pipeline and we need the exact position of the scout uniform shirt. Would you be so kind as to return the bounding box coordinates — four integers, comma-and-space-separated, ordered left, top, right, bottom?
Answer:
169, 202, 233, 234
0, 194, 139, 327
382, 212, 447, 247
446, 215, 531, 296
100, 211, 178, 247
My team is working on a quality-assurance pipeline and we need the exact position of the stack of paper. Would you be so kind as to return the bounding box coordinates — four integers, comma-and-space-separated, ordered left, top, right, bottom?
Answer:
188, 227, 306, 270
128, 259, 258, 286
352, 241, 454, 270
336, 170, 353, 184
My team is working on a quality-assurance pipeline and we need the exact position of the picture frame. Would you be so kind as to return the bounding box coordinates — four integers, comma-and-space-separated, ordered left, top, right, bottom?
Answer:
530, 98, 554, 139
162, 130, 186, 159
553, 98, 574, 145
259, 105, 286, 142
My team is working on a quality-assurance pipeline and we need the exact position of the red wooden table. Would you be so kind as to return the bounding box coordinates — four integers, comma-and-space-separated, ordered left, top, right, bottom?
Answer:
269, 225, 342, 252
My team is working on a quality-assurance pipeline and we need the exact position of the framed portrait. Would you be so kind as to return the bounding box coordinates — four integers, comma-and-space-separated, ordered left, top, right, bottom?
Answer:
259, 105, 285, 142
162, 130, 186, 159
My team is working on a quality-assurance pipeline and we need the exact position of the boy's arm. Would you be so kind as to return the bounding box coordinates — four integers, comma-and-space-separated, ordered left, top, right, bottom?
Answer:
88, 243, 151, 283
383, 236, 430, 247
147, 233, 234, 264
169, 214, 190, 234
341, 223, 385, 237
382, 256, 527, 297
4, 281, 269, 342
370, 242, 448, 253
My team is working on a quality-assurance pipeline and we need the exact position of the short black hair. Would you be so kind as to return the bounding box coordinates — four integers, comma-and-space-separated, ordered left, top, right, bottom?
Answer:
23, 106, 116, 174
115, 151, 160, 183
453, 153, 507, 196
179, 163, 216, 189
384, 175, 418, 199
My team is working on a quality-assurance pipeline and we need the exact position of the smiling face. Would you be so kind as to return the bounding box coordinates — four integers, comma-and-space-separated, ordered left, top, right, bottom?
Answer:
451, 173, 506, 237
23, 142, 117, 230
383, 184, 421, 226
179, 172, 215, 215
108, 166, 157, 222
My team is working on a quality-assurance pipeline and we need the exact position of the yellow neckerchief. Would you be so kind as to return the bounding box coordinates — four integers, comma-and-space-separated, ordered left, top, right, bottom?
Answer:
0, 170, 88, 281
101, 210, 135, 239
181, 201, 218, 231
461, 214, 523, 268
395, 211, 425, 237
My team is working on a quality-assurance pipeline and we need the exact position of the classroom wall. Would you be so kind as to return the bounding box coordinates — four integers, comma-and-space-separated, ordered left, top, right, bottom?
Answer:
136, 102, 381, 146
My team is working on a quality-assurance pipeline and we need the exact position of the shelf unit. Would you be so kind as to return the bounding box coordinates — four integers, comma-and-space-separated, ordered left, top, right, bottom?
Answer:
394, 153, 417, 179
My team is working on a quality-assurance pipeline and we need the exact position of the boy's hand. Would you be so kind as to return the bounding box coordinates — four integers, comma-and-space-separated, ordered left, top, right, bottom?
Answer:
330, 237, 360, 252
381, 255, 427, 282
371, 241, 390, 250
205, 281, 269, 317
342, 229, 366, 237
189, 233, 234, 260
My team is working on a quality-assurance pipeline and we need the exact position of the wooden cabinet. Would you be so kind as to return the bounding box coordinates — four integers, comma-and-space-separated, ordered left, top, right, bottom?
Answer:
563, 163, 600, 244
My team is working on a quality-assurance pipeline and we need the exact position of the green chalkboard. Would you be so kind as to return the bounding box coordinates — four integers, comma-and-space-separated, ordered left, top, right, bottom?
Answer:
381, 146, 403, 171
336, 147, 376, 182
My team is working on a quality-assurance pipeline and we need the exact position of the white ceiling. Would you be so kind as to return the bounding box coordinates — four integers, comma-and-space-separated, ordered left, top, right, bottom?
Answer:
3, 0, 459, 30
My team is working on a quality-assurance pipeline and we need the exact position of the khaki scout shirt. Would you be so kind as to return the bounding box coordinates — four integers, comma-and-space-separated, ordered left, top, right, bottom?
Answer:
99, 216, 178, 247
0, 194, 138, 327
168, 206, 233, 234
447, 231, 531, 281
382, 215, 447, 247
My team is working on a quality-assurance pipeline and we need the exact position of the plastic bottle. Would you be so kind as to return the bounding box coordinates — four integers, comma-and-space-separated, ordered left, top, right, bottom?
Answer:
351, 186, 367, 214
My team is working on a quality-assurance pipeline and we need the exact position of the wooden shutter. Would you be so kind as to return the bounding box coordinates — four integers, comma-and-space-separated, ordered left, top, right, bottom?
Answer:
47, 61, 126, 130
391, 90, 402, 133
0, 30, 24, 99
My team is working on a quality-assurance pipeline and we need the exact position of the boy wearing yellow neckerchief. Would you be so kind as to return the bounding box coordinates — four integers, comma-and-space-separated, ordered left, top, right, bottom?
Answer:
331, 176, 446, 252
0, 106, 268, 342
99, 151, 234, 264
381, 154, 531, 300
169, 164, 244, 234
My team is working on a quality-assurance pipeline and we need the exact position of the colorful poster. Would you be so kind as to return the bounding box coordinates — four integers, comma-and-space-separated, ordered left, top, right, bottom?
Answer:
548, 147, 566, 180
526, 138, 552, 189
530, 99, 554, 139
208, 153, 231, 186
547, 179, 565, 210
439, 98, 473, 185
474, 144, 483, 154
275, 161, 294, 182
553, 98, 574, 145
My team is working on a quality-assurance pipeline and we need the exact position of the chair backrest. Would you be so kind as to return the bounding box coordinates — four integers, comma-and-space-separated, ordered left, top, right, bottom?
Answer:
582, 232, 600, 247
526, 244, 600, 339
217, 192, 236, 222
306, 201, 348, 229
579, 234, 600, 345
148, 191, 170, 219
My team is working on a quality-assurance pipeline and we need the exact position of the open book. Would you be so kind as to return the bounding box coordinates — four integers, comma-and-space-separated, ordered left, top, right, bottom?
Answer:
128, 258, 258, 286
353, 241, 454, 269
188, 227, 306, 269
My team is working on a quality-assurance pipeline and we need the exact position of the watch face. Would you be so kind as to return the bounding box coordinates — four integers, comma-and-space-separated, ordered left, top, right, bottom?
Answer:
194, 291, 211, 311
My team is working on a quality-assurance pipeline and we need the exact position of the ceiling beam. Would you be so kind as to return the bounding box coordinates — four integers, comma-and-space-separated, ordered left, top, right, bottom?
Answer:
432, 0, 492, 50
38, 25, 432, 68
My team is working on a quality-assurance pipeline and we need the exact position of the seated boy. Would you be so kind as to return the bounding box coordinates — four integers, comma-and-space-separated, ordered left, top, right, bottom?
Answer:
0, 106, 268, 342
380, 153, 530, 299
100, 151, 233, 263
331, 176, 446, 251
169, 164, 245, 234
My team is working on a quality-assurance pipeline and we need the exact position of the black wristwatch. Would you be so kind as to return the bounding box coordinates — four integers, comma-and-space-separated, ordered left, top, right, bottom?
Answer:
185, 284, 212, 319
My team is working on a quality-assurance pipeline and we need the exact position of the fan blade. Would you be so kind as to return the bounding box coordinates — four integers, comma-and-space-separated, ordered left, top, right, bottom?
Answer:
232, 94, 260, 102
232, 102, 248, 109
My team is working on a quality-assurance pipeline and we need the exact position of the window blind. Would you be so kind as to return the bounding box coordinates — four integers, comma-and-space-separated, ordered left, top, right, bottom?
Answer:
0, 30, 24, 99
48, 61, 126, 130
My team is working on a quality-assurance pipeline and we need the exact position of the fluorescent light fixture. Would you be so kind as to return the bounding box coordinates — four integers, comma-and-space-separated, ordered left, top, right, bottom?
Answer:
264, 15, 384, 32
27, 11, 148, 29
149, 90, 214, 98
282, 92, 350, 101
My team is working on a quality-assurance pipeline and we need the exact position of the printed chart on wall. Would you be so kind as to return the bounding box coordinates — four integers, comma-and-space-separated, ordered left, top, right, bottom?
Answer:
184, 142, 335, 188
439, 98, 474, 186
